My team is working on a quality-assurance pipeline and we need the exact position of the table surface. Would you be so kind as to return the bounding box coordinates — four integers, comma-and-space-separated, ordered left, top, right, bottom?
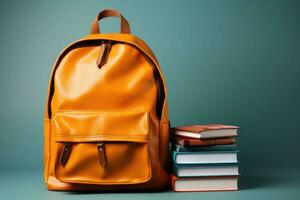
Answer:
1, 167, 299, 200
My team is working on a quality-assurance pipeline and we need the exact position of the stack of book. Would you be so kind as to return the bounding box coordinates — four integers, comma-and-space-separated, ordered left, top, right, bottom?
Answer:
170, 124, 240, 192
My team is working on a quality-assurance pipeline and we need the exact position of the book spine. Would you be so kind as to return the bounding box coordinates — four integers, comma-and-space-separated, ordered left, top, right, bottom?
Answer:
171, 163, 179, 176
170, 174, 177, 191
188, 138, 235, 146
172, 151, 178, 164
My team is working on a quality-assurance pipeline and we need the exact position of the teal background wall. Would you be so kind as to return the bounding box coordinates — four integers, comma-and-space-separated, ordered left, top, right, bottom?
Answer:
0, 0, 299, 194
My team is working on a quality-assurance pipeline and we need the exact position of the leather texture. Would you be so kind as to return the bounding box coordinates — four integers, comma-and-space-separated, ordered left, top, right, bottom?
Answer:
90, 9, 131, 34
44, 9, 169, 191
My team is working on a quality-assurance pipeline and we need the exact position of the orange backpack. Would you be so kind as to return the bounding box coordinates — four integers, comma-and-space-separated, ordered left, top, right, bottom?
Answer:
44, 9, 170, 191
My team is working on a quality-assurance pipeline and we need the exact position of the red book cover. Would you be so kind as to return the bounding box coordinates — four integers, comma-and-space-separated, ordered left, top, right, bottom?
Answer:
173, 136, 235, 146
173, 124, 239, 133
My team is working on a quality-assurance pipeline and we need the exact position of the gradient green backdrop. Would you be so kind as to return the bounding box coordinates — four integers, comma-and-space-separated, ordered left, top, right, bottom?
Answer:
0, 0, 299, 199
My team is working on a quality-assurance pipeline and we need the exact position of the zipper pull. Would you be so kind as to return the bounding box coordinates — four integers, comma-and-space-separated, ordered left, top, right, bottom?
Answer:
60, 143, 71, 166
97, 142, 107, 168
96, 41, 112, 68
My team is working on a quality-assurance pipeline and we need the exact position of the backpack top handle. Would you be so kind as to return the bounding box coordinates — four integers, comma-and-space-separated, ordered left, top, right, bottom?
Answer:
90, 9, 131, 34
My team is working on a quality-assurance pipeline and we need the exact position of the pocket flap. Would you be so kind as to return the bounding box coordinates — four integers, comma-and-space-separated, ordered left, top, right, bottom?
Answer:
53, 111, 149, 142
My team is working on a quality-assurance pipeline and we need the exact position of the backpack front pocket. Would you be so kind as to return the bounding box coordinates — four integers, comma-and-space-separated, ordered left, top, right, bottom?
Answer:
52, 111, 152, 185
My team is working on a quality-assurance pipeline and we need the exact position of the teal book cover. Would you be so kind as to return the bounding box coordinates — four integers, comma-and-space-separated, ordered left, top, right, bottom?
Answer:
173, 144, 237, 152
172, 163, 240, 177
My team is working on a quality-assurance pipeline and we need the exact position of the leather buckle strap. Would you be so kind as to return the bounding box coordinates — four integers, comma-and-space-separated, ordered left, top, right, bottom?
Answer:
90, 9, 131, 34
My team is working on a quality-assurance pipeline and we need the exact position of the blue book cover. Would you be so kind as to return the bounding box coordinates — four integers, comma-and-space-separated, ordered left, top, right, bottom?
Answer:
172, 150, 239, 165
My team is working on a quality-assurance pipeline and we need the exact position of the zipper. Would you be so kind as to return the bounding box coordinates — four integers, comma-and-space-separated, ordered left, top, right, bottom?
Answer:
145, 56, 164, 119
60, 142, 71, 166
48, 40, 165, 120
96, 41, 112, 68
97, 142, 107, 167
